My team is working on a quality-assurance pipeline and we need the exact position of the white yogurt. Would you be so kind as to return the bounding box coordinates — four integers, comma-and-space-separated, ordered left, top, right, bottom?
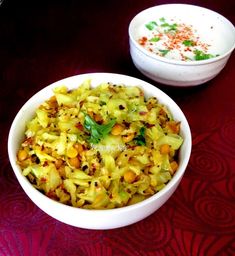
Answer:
137, 17, 221, 61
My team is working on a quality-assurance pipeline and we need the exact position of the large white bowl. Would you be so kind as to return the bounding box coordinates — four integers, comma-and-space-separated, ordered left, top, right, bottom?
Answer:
129, 4, 235, 86
8, 73, 192, 229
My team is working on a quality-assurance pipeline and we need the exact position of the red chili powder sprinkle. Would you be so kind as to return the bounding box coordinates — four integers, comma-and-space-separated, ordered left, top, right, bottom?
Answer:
138, 36, 148, 46
138, 20, 211, 60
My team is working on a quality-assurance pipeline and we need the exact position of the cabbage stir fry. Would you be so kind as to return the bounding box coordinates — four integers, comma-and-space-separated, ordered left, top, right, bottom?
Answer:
17, 80, 183, 209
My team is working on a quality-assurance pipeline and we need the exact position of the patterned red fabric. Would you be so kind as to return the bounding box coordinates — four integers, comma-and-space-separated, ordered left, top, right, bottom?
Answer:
0, 1, 234, 255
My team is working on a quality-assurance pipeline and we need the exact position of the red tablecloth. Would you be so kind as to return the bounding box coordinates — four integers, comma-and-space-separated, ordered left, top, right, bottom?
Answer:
1, 0, 235, 255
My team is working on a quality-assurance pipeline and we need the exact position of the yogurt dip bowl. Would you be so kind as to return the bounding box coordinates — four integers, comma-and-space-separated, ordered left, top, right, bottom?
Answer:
8, 73, 192, 230
129, 4, 235, 86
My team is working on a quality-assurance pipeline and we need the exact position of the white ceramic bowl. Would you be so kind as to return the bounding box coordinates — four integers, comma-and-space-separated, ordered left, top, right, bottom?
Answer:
129, 4, 235, 87
8, 73, 192, 229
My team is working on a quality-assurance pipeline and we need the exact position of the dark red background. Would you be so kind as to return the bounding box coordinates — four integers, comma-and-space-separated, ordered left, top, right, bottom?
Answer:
1, 0, 235, 255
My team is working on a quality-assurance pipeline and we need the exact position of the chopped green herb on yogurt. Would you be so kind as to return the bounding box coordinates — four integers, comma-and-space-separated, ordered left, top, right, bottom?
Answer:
182, 40, 195, 47
138, 17, 219, 61
145, 21, 158, 30
194, 49, 218, 60
150, 37, 160, 42
159, 49, 170, 56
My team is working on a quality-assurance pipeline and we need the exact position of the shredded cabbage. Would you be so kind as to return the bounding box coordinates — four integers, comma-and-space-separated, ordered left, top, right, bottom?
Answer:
17, 80, 183, 209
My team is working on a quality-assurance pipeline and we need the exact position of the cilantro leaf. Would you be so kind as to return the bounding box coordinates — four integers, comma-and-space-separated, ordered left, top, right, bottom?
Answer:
160, 22, 177, 31
182, 40, 195, 46
145, 21, 158, 30
83, 113, 116, 144
150, 37, 160, 42
168, 23, 177, 31
194, 49, 216, 61
159, 49, 170, 56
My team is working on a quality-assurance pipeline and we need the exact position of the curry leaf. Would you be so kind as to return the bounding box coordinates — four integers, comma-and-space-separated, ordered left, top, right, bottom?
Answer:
134, 127, 146, 146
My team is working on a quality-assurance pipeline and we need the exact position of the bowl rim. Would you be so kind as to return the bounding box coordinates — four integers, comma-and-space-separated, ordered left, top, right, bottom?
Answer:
128, 3, 235, 66
8, 72, 192, 223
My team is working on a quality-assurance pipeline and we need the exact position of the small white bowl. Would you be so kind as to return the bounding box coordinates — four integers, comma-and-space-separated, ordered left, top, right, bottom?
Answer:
8, 73, 192, 229
129, 4, 235, 86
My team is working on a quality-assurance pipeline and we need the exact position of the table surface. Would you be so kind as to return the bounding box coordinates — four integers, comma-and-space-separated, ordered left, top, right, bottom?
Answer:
1, 0, 235, 255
